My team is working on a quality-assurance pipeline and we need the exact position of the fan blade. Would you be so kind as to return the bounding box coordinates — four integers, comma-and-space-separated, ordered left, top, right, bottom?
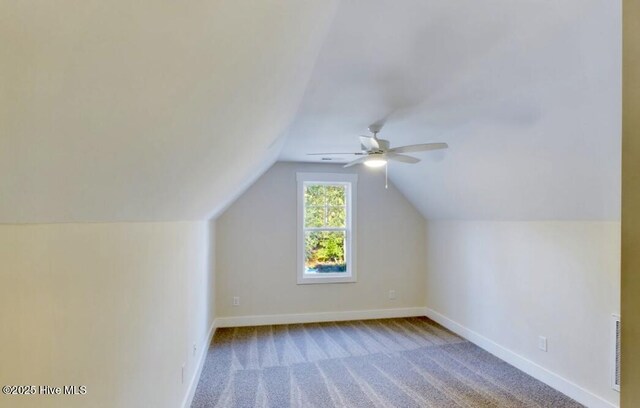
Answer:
359, 136, 380, 151
388, 142, 448, 154
343, 156, 369, 168
387, 153, 420, 164
306, 152, 361, 155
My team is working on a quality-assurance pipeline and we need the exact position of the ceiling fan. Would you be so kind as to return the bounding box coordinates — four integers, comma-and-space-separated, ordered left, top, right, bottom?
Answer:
307, 123, 448, 168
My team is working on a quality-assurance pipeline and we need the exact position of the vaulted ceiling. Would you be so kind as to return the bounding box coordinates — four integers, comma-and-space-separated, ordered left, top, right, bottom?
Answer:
280, 0, 621, 220
0, 0, 337, 222
1, 0, 621, 223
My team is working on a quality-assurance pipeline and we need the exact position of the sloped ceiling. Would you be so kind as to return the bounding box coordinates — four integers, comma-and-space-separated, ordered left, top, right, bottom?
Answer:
280, 0, 621, 220
0, 0, 337, 223
1, 0, 621, 223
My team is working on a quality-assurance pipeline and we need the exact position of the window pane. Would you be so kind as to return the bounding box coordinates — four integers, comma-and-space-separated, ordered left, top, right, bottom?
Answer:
304, 184, 325, 207
305, 206, 325, 228
304, 231, 347, 273
326, 185, 346, 206
326, 206, 346, 227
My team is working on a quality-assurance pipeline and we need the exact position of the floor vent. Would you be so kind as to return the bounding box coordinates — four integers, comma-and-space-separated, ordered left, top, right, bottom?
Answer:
611, 314, 621, 391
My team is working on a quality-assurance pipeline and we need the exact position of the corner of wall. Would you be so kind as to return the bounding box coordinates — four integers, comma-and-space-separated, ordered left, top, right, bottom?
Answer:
208, 218, 217, 326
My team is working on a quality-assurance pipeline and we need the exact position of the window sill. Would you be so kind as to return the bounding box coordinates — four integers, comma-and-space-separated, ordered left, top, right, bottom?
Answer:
297, 274, 356, 285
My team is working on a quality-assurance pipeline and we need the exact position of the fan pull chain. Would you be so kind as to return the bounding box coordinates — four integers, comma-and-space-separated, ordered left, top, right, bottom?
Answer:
385, 162, 388, 189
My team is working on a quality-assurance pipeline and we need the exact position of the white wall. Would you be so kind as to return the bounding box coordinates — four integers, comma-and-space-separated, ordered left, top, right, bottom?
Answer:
425, 221, 620, 406
0, 221, 216, 408
215, 162, 426, 319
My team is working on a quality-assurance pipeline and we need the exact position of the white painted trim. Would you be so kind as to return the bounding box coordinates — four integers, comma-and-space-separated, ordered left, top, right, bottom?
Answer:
424, 308, 618, 408
296, 172, 357, 285
216, 307, 425, 328
181, 319, 218, 408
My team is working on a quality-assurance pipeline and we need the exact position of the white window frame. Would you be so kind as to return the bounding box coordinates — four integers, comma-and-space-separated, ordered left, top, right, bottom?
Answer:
297, 172, 357, 284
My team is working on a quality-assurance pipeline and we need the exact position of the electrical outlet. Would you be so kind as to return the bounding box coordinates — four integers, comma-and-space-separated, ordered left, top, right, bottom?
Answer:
233, 296, 240, 306
538, 336, 547, 352
388, 290, 396, 300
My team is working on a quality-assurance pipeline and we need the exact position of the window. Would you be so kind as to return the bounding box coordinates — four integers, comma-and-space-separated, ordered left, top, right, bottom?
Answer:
297, 172, 357, 284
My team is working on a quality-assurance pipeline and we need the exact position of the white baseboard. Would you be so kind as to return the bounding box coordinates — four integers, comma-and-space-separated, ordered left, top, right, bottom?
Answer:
181, 319, 218, 408
180, 309, 616, 408
216, 307, 425, 328
424, 308, 618, 408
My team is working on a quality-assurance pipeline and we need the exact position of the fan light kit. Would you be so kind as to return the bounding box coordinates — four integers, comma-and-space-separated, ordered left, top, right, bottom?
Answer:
307, 123, 448, 188
364, 157, 387, 168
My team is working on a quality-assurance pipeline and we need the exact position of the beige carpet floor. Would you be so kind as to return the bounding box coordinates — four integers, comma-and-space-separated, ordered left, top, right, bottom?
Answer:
192, 317, 583, 407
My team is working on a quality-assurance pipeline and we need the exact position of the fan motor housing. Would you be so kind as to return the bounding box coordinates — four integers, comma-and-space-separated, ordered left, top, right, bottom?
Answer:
377, 139, 390, 150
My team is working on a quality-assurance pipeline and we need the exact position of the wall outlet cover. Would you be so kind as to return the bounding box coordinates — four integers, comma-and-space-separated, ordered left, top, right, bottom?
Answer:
538, 336, 548, 352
